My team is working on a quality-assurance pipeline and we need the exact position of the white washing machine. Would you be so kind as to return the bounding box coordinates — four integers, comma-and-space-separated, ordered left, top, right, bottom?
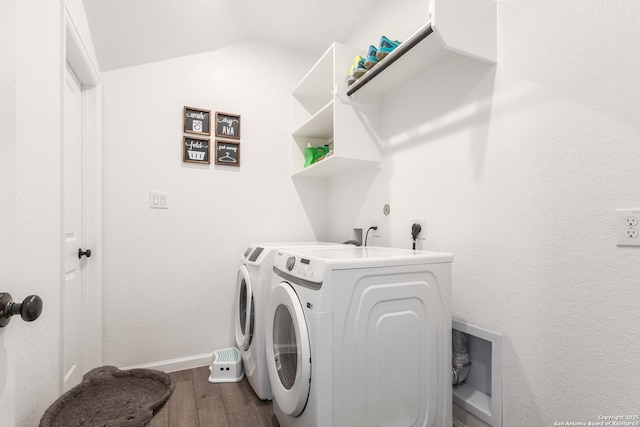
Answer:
235, 242, 344, 400
265, 246, 453, 427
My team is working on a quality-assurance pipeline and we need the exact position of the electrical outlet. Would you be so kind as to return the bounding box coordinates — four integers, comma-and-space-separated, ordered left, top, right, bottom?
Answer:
410, 219, 426, 241
616, 208, 640, 246
371, 221, 380, 238
357, 223, 380, 246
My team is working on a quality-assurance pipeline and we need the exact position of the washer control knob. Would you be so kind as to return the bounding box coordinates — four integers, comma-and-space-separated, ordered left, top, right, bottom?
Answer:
243, 247, 252, 258
286, 256, 296, 271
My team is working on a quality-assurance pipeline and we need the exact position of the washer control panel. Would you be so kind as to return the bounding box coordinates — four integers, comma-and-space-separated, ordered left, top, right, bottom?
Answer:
242, 246, 266, 264
274, 252, 324, 284
242, 246, 252, 259
248, 247, 264, 262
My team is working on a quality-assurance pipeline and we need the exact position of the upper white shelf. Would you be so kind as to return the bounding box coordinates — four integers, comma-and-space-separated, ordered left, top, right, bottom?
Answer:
346, 24, 440, 96
347, 0, 496, 97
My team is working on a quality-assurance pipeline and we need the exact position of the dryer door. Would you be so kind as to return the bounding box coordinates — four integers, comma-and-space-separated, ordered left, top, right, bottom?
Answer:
235, 265, 254, 351
266, 282, 311, 417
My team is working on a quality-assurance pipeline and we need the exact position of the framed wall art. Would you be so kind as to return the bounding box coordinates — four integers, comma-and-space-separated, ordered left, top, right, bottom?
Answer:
184, 106, 211, 136
215, 112, 240, 139
215, 140, 240, 167
183, 136, 210, 164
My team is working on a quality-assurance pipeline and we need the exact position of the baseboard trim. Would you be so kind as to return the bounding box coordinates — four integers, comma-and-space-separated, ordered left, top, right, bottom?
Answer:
121, 353, 213, 373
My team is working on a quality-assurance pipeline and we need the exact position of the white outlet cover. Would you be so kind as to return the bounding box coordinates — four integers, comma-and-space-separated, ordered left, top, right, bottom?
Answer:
368, 220, 380, 238
616, 208, 640, 246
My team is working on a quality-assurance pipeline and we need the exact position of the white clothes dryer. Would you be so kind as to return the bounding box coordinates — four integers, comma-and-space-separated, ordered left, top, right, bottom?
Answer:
265, 246, 453, 427
234, 242, 344, 400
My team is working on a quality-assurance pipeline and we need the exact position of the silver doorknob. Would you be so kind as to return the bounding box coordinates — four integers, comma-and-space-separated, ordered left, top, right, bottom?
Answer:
0, 293, 43, 327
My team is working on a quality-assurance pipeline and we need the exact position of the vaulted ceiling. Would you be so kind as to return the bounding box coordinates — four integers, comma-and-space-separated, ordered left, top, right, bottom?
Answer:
83, 0, 380, 71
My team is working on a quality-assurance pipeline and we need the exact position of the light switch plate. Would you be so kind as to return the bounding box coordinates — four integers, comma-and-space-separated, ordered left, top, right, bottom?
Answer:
150, 191, 168, 209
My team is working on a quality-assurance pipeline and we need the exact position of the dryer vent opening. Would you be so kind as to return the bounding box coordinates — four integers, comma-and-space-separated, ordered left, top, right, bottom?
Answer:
452, 320, 503, 427
452, 329, 471, 386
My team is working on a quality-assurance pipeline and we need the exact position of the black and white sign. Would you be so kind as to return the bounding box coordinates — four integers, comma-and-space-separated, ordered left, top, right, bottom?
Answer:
183, 136, 210, 164
215, 140, 240, 167
215, 112, 240, 139
184, 106, 211, 136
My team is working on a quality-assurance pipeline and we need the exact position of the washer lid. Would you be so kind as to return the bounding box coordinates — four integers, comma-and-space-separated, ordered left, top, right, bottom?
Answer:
265, 282, 311, 416
278, 246, 453, 270
234, 265, 254, 351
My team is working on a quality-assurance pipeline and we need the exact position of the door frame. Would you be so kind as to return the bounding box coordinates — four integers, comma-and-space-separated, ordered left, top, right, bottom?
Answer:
62, 7, 102, 389
0, 0, 17, 422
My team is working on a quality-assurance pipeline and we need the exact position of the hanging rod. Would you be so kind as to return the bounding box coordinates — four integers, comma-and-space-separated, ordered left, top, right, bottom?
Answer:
347, 23, 434, 97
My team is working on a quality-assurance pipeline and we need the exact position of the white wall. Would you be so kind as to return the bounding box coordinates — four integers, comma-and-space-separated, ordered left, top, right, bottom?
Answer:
334, 0, 640, 425
101, 41, 324, 368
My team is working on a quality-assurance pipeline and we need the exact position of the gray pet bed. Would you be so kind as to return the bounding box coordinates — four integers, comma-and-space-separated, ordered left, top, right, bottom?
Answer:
40, 365, 175, 427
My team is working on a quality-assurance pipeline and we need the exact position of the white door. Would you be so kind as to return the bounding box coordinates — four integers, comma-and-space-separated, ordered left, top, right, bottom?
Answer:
63, 63, 85, 392
265, 282, 311, 417
235, 266, 254, 351
0, 0, 16, 422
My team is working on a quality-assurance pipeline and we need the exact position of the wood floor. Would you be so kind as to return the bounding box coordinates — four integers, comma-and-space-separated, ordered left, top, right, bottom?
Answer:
148, 366, 279, 427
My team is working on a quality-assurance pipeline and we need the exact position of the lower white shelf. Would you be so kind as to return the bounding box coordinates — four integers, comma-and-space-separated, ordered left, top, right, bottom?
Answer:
291, 155, 379, 178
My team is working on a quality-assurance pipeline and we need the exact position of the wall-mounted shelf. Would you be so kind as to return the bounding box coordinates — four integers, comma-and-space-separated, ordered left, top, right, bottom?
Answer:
347, 0, 496, 98
347, 24, 436, 97
290, 0, 496, 179
290, 43, 381, 178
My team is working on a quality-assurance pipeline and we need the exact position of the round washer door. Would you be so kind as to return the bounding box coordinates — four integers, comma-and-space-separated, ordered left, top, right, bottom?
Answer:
265, 282, 311, 417
234, 265, 254, 351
